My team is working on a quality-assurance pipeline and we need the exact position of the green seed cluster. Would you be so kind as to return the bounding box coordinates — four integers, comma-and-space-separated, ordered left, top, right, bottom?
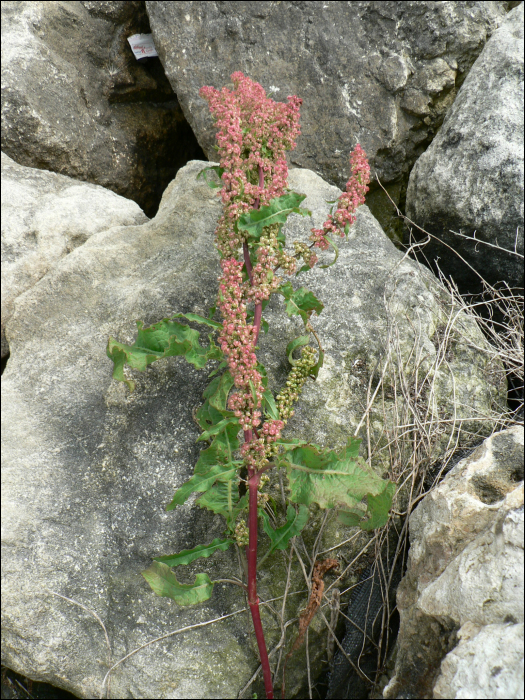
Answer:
293, 240, 318, 269
276, 345, 317, 423
257, 491, 270, 508
234, 519, 249, 547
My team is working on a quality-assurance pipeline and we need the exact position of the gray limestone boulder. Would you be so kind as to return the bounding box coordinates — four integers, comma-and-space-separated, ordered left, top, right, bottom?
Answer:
384, 426, 524, 699
145, 0, 510, 238
405, 2, 524, 293
1, 152, 148, 360
433, 622, 524, 700
1, 1, 203, 217
1, 161, 506, 698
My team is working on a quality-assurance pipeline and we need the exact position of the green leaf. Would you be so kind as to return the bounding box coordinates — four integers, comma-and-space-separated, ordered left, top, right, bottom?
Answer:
196, 479, 248, 529
274, 438, 309, 450
237, 192, 311, 241
208, 361, 228, 378
248, 379, 259, 406
107, 318, 223, 391
195, 371, 235, 431
278, 282, 324, 324
262, 389, 280, 420
359, 482, 396, 530
336, 508, 366, 528
280, 439, 394, 515
195, 399, 225, 432
197, 165, 225, 189
286, 335, 311, 366
319, 236, 339, 269
310, 348, 324, 379
142, 562, 214, 605
154, 538, 234, 567
336, 482, 395, 531
260, 505, 309, 557
166, 422, 241, 510
209, 371, 235, 412
197, 415, 239, 442
167, 463, 239, 511
172, 312, 222, 330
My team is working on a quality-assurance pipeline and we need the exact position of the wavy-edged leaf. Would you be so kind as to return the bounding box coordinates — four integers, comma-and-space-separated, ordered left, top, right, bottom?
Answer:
154, 538, 234, 567
286, 335, 311, 366
209, 371, 235, 411
196, 479, 248, 529
260, 505, 309, 557
195, 371, 235, 431
360, 482, 396, 530
237, 192, 311, 241
280, 440, 394, 514
197, 165, 225, 189
278, 282, 324, 324
166, 422, 241, 510
336, 481, 395, 530
142, 562, 213, 605
107, 318, 223, 391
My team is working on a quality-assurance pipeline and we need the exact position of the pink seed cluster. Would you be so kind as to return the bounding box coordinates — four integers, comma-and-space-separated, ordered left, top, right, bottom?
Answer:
200, 72, 302, 259
241, 418, 285, 471
202, 73, 303, 446
217, 257, 262, 431
310, 144, 371, 250
202, 74, 370, 474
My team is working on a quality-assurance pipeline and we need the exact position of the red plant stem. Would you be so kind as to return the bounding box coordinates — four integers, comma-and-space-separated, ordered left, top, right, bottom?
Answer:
242, 162, 274, 698
247, 470, 274, 699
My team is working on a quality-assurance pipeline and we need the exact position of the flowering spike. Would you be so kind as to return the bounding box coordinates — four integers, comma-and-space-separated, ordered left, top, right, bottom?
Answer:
310, 144, 371, 250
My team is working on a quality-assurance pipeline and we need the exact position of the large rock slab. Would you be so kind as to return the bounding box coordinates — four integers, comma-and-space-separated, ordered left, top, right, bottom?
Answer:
1, 161, 506, 698
405, 2, 524, 293
145, 0, 509, 234
1, 152, 148, 360
1, 1, 204, 217
384, 426, 524, 699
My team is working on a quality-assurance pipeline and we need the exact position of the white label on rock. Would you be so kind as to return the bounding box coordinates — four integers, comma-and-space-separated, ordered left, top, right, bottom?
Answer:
127, 34, 158, 60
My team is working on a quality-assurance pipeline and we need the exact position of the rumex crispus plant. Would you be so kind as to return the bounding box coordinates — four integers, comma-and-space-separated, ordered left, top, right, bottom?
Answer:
106, 72, 394, 699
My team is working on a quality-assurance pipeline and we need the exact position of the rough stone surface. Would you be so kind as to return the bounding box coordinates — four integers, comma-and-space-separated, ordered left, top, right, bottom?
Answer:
1, 161, 505, 698
1, 1, 204, 217
384, 426, 524, 699
1, 152, 148, 361
405, 2, 524, 293
433, 622, 525, 700
145, 0, 510, 238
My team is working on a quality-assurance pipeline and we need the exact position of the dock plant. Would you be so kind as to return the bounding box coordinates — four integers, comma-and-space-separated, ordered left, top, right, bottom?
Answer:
107, 72, 394, 699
